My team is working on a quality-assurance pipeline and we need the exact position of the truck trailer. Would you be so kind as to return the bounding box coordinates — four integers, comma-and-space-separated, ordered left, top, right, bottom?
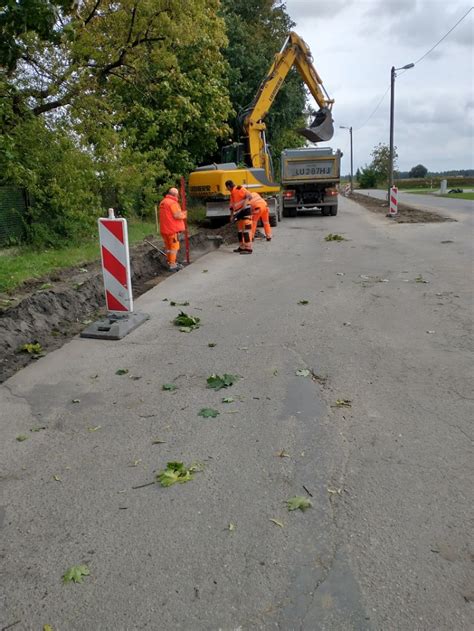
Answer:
280, 147, 341, 217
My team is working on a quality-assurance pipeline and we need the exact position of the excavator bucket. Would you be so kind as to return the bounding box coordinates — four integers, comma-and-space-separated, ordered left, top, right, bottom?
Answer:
298, 108, 334, 143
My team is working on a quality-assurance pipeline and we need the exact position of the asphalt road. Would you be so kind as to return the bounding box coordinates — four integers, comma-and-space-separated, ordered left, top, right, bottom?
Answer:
1, 198, 473, 630
358, 188, 474, 223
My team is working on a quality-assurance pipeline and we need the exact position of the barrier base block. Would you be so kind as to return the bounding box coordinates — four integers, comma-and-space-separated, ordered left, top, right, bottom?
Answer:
80, 312, 150, 340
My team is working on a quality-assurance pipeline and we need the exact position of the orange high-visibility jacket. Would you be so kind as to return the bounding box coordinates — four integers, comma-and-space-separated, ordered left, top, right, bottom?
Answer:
248, 192, 267, 213
229, 186, 251, 212
159, 194, 185, 235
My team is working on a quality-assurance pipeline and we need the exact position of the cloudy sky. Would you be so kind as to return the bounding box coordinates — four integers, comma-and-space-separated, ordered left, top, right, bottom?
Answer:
283, 0, 473, 174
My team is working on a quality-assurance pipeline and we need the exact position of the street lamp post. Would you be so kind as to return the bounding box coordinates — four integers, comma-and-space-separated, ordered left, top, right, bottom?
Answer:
339, 125, 353, 191
388, 62, 414, 200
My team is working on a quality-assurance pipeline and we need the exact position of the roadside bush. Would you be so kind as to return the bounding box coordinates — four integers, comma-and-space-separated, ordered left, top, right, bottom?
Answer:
2, 118, 102, 246
358, 166, 378, 188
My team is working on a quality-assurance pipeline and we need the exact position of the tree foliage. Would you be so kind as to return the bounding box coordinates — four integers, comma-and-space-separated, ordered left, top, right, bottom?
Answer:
1, 0, 232, 242
409, 164, 428, 178
219, 0, 307, 163
358, 166, 378, 188
0, 1, 311, 246
370, 142, 397, 183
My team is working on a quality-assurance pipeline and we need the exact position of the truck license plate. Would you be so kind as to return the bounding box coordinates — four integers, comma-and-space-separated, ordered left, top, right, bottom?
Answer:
286, 161, 334, 177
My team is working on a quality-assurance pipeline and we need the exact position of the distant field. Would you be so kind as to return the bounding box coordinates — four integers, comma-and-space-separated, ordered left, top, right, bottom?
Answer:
395, 176, 474, 190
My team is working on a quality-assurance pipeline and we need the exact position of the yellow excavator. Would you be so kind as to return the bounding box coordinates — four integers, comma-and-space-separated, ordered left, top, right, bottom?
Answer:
188, 31, 334, 224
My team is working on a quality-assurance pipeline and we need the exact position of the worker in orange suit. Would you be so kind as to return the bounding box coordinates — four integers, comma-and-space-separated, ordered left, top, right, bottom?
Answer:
158, 187, 187, 271
225, 180, 253, 254
249, 192, 272, 242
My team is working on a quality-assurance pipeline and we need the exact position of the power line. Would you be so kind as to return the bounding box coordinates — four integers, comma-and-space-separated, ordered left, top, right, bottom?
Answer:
353, 6, 473, 130
413, 6, 473, 66
354, 84, 391, 131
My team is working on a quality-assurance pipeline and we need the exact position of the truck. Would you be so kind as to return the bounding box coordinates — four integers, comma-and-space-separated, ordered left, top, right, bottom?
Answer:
280, 147, 341, 217
188, 32, 335, 225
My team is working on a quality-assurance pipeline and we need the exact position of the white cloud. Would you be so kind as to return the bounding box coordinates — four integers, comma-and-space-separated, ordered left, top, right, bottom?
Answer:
282, 0, 353, 20
283, 0, 474, 171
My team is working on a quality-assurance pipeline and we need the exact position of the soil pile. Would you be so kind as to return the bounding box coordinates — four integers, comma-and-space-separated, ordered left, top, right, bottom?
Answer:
351, 192, 454, 223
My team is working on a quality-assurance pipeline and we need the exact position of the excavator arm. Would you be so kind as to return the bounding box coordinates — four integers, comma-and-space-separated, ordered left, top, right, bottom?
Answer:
243, 31, 334, 173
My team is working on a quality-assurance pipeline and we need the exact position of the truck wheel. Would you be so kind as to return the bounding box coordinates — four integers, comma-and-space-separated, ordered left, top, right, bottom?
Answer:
270, 214, 277, 227
330, 205, 338, 216
288, 207, 297, 218
322, 208, 330, 216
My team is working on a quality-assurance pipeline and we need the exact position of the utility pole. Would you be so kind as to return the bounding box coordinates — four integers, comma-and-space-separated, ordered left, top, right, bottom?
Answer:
388, 62, 414, 201
339, 125, 353, 191
388, 66, 395, 201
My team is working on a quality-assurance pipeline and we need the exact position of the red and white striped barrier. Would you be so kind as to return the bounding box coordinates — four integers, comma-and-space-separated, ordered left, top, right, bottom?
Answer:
389, 186, 398, 216
98, 211, 133, 313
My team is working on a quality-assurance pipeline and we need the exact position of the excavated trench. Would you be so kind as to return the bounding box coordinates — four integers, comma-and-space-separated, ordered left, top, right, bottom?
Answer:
0, 231, 230, 383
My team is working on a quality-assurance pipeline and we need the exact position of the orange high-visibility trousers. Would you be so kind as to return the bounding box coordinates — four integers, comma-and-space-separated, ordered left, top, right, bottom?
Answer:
237, 216, 253, 252
161, 233, 180, 266
251, 204, 272, 239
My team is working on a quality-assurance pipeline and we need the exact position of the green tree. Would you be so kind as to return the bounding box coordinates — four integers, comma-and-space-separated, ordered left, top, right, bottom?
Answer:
1, 0, 232, 241
409, 164, 428, 178
358, 166, 378, 188
0, 0, 76, 71
370, 142, 397, 183
219, 0, 307, 159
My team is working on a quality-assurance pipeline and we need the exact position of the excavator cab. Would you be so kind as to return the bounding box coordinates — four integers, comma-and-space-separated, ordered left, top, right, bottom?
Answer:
298, 107, 334, 143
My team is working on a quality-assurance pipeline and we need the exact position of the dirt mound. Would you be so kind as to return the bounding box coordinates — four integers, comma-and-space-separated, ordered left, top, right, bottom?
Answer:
0, 231, 227, 383
351, 192, 454, 223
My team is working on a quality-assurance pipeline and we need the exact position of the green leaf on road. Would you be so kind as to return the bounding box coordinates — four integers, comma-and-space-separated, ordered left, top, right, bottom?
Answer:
222, 396, 234, 403
170, 300, 190, 306
30, 426, 47, 432
115, 368, 129, 375
16, 434, 28, 442
208, 342, 216, 347
87, 426, 101, 432
162, 383, 177, 391
415, 275, 429, 283
325, 233, 346, 241
71, 399, 80, 404
179, 326, 193, 333
227, 522, 236, 531
156, 461, 196, 487
198, 408, 220, 418
298, 300, 309, 305
287, 496, 313, 512
333, 399, 352, 408
62, 564, 90, 584
270, 518, 284, 528
206, 373, 239, 390
173, 311, 200, 329
295, 369, 310, 377
152, 438, 166, 444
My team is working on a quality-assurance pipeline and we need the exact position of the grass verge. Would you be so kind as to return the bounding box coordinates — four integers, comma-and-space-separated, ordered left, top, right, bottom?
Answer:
438, 192, 474, 201
0, 220, 157, 294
